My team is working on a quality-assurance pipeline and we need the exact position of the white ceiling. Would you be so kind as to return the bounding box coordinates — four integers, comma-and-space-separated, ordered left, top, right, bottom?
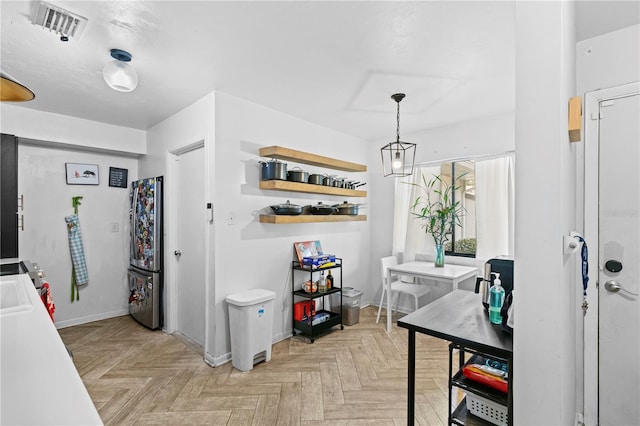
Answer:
1, 1, 638, 142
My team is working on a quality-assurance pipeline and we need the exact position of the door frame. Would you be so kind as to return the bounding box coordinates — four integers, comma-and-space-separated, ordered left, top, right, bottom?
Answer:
164, 139, 207, 336
583, 82, 640, 425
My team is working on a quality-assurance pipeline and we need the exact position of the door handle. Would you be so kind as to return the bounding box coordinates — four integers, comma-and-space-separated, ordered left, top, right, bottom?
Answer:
604, 280, 621, 293
604, 280, 638, 296
174, 250, 182, 257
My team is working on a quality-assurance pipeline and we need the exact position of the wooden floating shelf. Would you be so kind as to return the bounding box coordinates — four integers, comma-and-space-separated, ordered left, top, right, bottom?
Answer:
260, 145, 367, 172
259, 180, 367, 197
260, 214, 367, 224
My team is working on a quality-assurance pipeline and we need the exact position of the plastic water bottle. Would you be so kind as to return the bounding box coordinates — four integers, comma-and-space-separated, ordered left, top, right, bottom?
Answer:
489, 273, 505, 325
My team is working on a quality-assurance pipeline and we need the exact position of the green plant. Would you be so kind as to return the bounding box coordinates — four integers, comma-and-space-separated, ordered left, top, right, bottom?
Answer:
408, 173, 466, 247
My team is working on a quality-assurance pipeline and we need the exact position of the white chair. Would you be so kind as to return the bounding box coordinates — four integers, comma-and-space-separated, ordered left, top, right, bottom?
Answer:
376, 255, 431, 323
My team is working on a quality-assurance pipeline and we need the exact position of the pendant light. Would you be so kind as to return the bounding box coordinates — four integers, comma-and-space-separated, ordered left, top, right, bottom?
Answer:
0, 72, 35, 101
103, 49, 138, 92
381, 93, 416, 177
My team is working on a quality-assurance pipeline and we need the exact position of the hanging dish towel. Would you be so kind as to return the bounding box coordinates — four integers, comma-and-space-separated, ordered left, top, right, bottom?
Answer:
65, 214, 89, 286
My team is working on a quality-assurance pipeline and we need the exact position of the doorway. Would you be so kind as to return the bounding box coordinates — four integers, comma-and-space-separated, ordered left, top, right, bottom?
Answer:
170, 142, 207, 349
584, 82, 640, 425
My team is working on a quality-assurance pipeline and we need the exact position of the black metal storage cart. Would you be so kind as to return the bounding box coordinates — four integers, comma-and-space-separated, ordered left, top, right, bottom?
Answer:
291, 258, 343, 343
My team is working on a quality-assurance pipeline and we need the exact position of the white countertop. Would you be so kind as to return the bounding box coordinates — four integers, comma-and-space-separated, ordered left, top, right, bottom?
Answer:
1, 273, 102, 425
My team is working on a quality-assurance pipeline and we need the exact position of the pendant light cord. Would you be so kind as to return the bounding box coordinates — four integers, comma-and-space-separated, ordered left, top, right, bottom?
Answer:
396, 101, 401, 143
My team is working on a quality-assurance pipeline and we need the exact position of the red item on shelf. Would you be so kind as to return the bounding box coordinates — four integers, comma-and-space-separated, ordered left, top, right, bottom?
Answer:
40, 282, 55, 322
293, 300, 315, 321
462, 364, 508, 393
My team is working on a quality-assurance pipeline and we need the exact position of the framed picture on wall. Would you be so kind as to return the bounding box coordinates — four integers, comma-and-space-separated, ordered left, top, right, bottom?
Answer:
66, 163, 99, 185
108, 167, 128, 188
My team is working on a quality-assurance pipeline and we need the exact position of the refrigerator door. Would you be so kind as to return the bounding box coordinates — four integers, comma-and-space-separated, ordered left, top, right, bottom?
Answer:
128, 267, 160, 329
130, 177, 162, 271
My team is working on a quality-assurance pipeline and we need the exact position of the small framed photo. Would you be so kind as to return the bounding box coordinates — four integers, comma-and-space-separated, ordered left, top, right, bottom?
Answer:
66, 163, 99, 185
108, 167, 128, 188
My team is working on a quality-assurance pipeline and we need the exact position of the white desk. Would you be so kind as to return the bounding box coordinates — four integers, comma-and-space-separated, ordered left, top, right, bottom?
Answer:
385, 262, 478, 333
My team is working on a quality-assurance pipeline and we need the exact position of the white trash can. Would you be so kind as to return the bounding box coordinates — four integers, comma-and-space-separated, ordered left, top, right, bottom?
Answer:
226, 289, 276, 372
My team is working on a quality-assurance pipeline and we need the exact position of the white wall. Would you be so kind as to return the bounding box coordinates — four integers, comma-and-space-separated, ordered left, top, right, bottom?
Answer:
1, 104, 146, 155
17, 142, 138, 327
212, 92, 370, 363
3, 106, 143, 328
514, 2, 577, 425
368, 112, 515, 309
145, 90, 371, 365
143, 92, 216, 359
577, 25, 640, 94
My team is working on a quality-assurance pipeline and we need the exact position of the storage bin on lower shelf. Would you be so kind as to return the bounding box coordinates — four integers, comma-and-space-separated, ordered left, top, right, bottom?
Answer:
466, 392, 508, 426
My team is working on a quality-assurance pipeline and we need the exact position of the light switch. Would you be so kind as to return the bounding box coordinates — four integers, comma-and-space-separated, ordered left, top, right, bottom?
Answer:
111, 222, 119, 232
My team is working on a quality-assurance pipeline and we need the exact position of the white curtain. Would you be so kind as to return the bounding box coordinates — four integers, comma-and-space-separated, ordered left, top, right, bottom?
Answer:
392, 166, 440, 262
475, 153, 515, 259
392, 153, 514, 263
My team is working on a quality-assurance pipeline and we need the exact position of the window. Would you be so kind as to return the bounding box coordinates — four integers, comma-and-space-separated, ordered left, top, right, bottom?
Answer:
441, 160, 476, 257
392, 153, 514, 262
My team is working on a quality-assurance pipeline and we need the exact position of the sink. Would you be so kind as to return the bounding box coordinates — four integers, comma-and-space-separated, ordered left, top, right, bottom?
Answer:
0, 275, 33, 315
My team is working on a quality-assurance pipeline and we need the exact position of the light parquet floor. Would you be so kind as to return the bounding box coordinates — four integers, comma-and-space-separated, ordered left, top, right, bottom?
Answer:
59, 306, 453, 425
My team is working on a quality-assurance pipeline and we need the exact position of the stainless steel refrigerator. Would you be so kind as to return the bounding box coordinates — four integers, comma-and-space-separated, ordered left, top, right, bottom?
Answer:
128, 176, 163, 329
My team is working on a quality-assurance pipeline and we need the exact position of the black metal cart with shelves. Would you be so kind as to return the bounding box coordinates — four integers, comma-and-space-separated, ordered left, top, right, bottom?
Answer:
397, 290, 513, 426
291, 259, 343, 343
449, 345, 509, 426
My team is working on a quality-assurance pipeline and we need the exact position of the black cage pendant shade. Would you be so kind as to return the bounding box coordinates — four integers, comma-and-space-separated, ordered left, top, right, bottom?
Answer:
381, 93, 416, 177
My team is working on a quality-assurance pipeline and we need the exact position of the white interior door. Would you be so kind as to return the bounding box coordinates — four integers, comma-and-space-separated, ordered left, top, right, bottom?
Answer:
598, 93, 640, 425
176, 146, 206, 347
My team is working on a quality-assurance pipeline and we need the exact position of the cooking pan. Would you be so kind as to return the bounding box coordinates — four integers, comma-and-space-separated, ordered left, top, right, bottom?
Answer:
270, 200, 303, 215
287, 167, 308, 183
323, 175, 336, 186
308, 202, 337, 215
308, 173, 324, 185
333, 201, 360, 215
259, 159, 287, 181
332, 177, 346, 188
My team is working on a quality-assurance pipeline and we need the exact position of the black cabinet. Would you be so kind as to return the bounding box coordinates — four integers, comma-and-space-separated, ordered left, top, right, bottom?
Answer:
1, 134, 18, 259
449, 344, 510, 426
291, 259, 343, 343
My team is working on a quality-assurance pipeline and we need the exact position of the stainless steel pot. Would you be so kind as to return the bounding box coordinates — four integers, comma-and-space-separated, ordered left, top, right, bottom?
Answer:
323, 175, 335, 186
333, 201, 360, 215
259, 159, 287, 180
270, 200, 303, 215
332, 177, 345, 188
287, 167, 308, 183
308, 174, 324, 185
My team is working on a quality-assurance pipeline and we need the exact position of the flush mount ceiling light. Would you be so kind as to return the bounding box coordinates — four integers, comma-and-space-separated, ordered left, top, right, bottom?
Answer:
381, 93, 416, 177
0, 72, 35, 102
102, 49, 138, 92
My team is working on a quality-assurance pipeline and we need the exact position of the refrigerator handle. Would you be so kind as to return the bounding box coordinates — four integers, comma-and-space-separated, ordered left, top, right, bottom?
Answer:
128, 268, 152, 283
130, 185, 140, 260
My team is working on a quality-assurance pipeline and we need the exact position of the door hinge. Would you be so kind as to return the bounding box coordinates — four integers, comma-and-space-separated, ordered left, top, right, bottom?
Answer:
590, 112, 602, 120
601, 100, 615, 107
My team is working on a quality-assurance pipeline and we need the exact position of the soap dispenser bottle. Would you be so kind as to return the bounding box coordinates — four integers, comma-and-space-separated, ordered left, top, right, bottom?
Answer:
489, 273, 505, 325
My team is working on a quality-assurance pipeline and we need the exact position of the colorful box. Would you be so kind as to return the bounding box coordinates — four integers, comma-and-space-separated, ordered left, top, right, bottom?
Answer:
302, 254, 336, 269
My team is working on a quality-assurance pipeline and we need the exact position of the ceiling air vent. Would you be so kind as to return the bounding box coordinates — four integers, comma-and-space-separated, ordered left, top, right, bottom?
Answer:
32, 1, 88, 40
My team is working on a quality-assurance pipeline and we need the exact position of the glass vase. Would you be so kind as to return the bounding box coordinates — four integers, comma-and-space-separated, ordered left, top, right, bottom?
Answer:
434, 244, 445, 267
